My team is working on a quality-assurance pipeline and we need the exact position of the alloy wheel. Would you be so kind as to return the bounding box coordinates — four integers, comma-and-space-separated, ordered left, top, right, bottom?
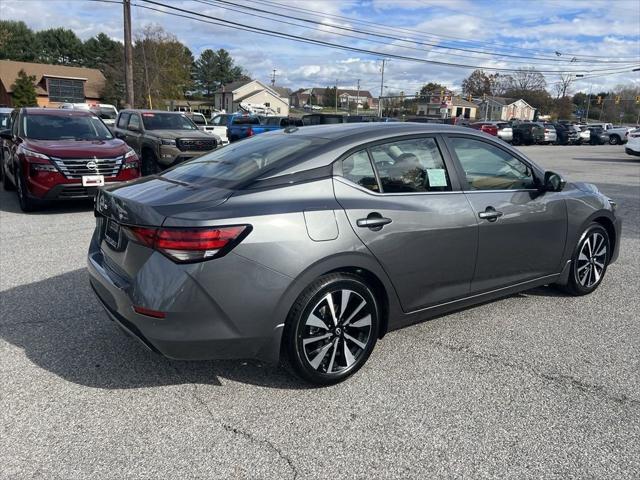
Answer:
301, 289, 373, 375
576, 232, 607, 288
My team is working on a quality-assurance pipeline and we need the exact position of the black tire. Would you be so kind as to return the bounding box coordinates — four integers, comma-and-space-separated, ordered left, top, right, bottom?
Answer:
512, 134, 521, 146
609, 135, 620, 145
283, 273, 379, 385
16, 169, 38, 212
141, 149, 160, 176
558, 223, 610, 296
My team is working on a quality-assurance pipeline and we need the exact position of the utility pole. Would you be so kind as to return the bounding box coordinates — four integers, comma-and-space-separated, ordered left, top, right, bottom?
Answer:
123, 0, 134, 108
271, 68, 277, 87
335, 79, 338, 113
356, 78, 360, 115
378, 59, 385, 117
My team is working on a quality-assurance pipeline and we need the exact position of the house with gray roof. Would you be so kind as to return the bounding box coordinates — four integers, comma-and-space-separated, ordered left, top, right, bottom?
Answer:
213, 79, 289, 115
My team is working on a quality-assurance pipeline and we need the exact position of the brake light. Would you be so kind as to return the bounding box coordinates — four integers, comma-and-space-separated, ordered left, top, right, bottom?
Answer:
246, 127, 254, 137
128, 225, 249, 262
133, 305, 166, 318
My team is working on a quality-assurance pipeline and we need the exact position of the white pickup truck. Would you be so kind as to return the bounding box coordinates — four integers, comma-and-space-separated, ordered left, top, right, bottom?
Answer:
186, 112, 229, 145
587, 123, 633, 145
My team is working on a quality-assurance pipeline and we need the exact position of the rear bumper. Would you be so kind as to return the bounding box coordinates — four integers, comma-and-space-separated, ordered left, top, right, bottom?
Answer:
87, 235, 291, 362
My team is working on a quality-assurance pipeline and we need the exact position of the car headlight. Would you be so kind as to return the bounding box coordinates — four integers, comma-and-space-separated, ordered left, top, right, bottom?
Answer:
161, 139, 176, 146
20, 147, 50, 160
124, 148, 137, 159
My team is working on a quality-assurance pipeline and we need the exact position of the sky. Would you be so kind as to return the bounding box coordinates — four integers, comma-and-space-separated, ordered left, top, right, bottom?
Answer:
1, 0, 639, 97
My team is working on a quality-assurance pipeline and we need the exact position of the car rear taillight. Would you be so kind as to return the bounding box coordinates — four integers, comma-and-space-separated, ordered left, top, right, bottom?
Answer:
128, 225, 250, 262
247, 127, 254, 137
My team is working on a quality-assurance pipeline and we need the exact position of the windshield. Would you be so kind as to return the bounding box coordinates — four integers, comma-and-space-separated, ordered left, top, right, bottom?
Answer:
162, 133, 328, 187
141, 112, 198, 130
0, 112, 11, 129
92, 107, 117, 120
190, 114, 206, 125
23, 114, 113, 141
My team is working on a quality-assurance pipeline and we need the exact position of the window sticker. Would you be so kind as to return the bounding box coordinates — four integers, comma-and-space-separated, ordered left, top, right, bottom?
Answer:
427, 168, 448, 187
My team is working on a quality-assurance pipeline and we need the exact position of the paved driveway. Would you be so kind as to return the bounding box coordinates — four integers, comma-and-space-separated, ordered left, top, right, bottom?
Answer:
1, 145, 638, 479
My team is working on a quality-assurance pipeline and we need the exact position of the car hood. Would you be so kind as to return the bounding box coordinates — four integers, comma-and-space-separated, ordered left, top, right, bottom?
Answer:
97, 174, 232, 226
146, 129, 213, 139
25, 138, 129, 158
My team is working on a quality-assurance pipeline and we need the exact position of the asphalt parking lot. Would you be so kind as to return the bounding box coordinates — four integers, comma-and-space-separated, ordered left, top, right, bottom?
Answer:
1, 145, 638, 479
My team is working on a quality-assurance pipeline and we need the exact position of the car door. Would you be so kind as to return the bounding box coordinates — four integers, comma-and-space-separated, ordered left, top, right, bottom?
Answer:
333, 134, 478, 313
5, 110, 21, 182
444, 135, 567, 293
125, 113, 143, 153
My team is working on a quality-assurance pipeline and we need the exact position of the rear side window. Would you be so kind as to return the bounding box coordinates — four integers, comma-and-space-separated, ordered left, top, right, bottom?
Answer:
369, 137, 451, 193
341, 151, 379, 192
117, 112, 130, 129
162, 134, 328, 187
128, 114, 141, 130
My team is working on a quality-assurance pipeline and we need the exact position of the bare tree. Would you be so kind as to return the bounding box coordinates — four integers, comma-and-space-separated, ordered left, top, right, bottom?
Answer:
554, 73, 574, 99
505, 68, 547, 92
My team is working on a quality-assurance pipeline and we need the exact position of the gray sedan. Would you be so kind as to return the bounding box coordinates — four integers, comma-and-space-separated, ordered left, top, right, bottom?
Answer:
88, 123, 621, 385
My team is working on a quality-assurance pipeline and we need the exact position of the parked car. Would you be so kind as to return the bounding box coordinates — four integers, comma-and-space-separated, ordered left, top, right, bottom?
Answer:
470, 122, 499, 136
113, 110, 220, 175
211, 113, 281, 142
585, 122, 632, 143
0, 107, 12, 180
88, 123, 620, 385
578, 125, 591, 143
587, 126, 610, 145
261, 116, 304, 128
185, 112, 229, 145
302, 104, 323, 111
302, 113, 347, 125
90, 104, 119, 128
511, 122, 544, 145
0, 108, 140, 211
625, 128, 640, 156
548, 123, 571, 145
493, 122, 513, 143
541, 123, 557, 144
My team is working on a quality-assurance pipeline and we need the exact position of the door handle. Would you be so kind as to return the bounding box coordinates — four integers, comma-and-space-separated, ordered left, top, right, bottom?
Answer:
478, 207, 503, 222
357, 213, 392, 231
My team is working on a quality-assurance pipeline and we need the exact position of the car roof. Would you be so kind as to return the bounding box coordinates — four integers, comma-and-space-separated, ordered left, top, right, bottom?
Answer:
283, 122, 464, 141
120, 109, 184, 114
21, 108, 96, 117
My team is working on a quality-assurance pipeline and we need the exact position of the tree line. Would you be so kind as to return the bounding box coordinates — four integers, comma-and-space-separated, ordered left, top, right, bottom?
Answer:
0, 20, 249, 108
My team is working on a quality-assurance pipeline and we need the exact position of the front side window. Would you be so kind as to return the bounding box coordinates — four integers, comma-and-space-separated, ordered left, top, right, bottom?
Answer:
369, 137, 451, 193
128, 114, 141, 131
117, 112, 130, 129
0, 112, 11, 129
23, 113, 113, 141
48, 78, 85, 103
140, 113, 198, 130
341, 150, 379, 192
449, 137, 536, 190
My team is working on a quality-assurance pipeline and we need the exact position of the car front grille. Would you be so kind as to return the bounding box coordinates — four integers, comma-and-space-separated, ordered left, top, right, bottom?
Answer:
176, 138, 217, 152
51, 156, 123, 179
57, 185, 90, 198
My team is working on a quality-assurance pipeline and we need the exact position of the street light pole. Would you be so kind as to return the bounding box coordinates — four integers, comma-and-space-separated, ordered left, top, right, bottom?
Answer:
378, 59, 385, 117
356, 79, 360, 115
335, 79, 338, 113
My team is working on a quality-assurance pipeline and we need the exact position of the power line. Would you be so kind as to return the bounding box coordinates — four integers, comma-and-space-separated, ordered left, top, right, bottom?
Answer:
254, 0, 640, 62
137, 0, 638, 75
199, 0, 635, 66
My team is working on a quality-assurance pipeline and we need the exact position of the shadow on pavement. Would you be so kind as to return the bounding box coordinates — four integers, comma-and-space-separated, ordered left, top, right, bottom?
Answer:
0, 268, 309, 390
0, 187, 94, 215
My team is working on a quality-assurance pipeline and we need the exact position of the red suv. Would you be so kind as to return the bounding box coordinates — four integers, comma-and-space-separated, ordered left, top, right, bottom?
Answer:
0, 108, 140, 211
470, 122, 499, 136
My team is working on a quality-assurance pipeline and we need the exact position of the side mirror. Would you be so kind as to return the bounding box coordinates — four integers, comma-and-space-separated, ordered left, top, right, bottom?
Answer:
543, 171, 566, 192
0, 129, 12, 140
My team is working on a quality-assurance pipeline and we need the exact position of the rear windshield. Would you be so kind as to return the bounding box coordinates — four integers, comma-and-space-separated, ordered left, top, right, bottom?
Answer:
189, 114, 206, 125
92, 106, 117, 120
232, 116, 260, 125
23, 113, 113, 140
141, 113, 198, 130
162, 133, 328, 187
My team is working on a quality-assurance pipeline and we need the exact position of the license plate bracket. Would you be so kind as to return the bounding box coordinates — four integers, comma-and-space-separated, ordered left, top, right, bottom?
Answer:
82, 175, 104, 187
104, 218, 121, 249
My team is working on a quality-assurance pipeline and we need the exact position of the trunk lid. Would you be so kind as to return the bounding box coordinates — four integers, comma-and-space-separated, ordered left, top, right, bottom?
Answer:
96, 175, 233, 227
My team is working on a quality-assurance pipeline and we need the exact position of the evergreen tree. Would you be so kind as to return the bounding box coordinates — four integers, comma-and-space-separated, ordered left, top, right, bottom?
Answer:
35, 27, 84, 65
11, 69, 37, 107
0, 21, 37, 61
